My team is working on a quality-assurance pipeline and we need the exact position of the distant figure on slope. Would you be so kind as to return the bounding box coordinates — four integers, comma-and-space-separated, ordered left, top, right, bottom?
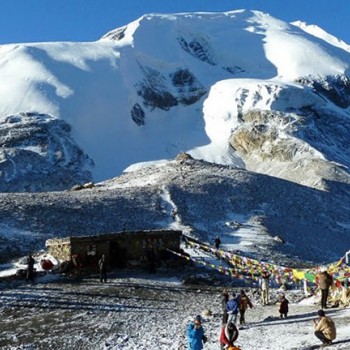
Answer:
278, 293, 289, 318
187, 315, 207, 350
312, 309, 336, 346
226, 292, 239, 325
214, 236, 221, 249
259, 270, 270, 305
171, 208, 178, 220
219, 322, 239, 350
318, 269, 333, 309
238, 289, 253, 325
26, 253, 35, 282
222, 288, 230, 324
98, 254, 107, 283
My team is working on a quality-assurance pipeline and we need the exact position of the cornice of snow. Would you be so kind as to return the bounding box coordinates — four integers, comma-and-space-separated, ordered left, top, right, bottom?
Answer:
291, 20, 350, 53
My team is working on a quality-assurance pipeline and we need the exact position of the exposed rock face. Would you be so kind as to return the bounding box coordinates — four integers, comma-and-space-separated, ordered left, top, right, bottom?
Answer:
296, 75, 350, 108
170, 69, 207, 104
135, 65, 206, 112
0, 113, 93, 192
131, 103, 146, 126
177, 35, 217, 66
228, 82, 350, 190
102, 26, 127, 41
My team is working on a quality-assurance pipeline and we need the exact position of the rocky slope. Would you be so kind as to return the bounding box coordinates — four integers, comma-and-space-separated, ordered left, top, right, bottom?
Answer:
0, 156, 349, 265
0, 113, 93, 192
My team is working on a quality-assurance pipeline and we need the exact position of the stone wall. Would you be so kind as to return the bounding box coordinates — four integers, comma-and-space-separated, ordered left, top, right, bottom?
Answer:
46, 230, 182, 268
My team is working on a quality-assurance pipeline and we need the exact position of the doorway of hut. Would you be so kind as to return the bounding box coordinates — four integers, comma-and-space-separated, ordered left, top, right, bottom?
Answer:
109, 241, 127, 268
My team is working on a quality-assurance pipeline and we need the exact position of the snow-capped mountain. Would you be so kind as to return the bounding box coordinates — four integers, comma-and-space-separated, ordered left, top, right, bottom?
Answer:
0, 9, 349, 266
0, 9, 349, 192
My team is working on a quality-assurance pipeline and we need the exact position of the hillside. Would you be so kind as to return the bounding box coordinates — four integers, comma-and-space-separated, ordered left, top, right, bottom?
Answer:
0, 156, 349, 265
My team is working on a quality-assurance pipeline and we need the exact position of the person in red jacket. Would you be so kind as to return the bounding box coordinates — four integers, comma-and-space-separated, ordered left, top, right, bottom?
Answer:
219, 322, 239, 350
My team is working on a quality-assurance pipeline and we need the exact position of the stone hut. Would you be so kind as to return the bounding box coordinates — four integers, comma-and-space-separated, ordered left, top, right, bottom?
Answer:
45, 229, 182, 269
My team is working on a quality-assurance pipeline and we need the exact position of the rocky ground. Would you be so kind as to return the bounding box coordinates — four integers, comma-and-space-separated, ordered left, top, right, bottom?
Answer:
0, 266, 349, 350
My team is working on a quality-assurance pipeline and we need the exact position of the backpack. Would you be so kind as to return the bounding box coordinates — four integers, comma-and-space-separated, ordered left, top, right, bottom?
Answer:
227, 299, 238, 314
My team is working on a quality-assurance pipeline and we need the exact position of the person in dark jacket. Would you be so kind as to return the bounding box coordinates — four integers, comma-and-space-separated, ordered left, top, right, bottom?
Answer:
26, 254, 35, 282
239, 289, 253, 325
318, 270, 333, 309
219, 322, 239, 350
226, 292, 239, 324
222, 288, 229, 324
214, 236, 221, 249
278, 293, 289, 318
98, 254, 107, 283
187, 315, 206, 350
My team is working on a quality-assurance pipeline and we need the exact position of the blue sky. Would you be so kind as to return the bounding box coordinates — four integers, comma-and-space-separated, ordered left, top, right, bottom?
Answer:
0, 0, 349, 45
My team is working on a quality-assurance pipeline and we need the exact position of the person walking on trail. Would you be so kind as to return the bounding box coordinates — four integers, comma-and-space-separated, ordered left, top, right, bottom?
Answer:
26, 253, 35, 282
238, 290, 253, 325
259, 271, 270, 305
187, 315, 207, 350
312, 309, 336, 346
219, 322, 239, 350
98, 254, 107, 283
214, 236, 221, 249
278, 293, 289, 318
318, 269, 333, 309
222, 288, 230, 324
226, 293, 239, 325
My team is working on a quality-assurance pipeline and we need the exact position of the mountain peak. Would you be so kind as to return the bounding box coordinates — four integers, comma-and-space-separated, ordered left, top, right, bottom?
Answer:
0, 9, 349, 188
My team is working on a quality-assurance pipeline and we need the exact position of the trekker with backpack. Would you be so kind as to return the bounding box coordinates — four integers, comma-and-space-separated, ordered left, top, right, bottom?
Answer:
226, 293, 239, 324
238, 290, 253, 325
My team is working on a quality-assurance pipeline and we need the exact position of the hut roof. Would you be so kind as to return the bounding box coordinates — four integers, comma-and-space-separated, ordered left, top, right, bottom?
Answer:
46, 229, 182, 246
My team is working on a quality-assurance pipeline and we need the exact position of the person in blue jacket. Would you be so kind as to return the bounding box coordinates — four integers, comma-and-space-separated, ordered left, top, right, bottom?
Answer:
226, 292, 239, 324
187, 315, 207, 349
